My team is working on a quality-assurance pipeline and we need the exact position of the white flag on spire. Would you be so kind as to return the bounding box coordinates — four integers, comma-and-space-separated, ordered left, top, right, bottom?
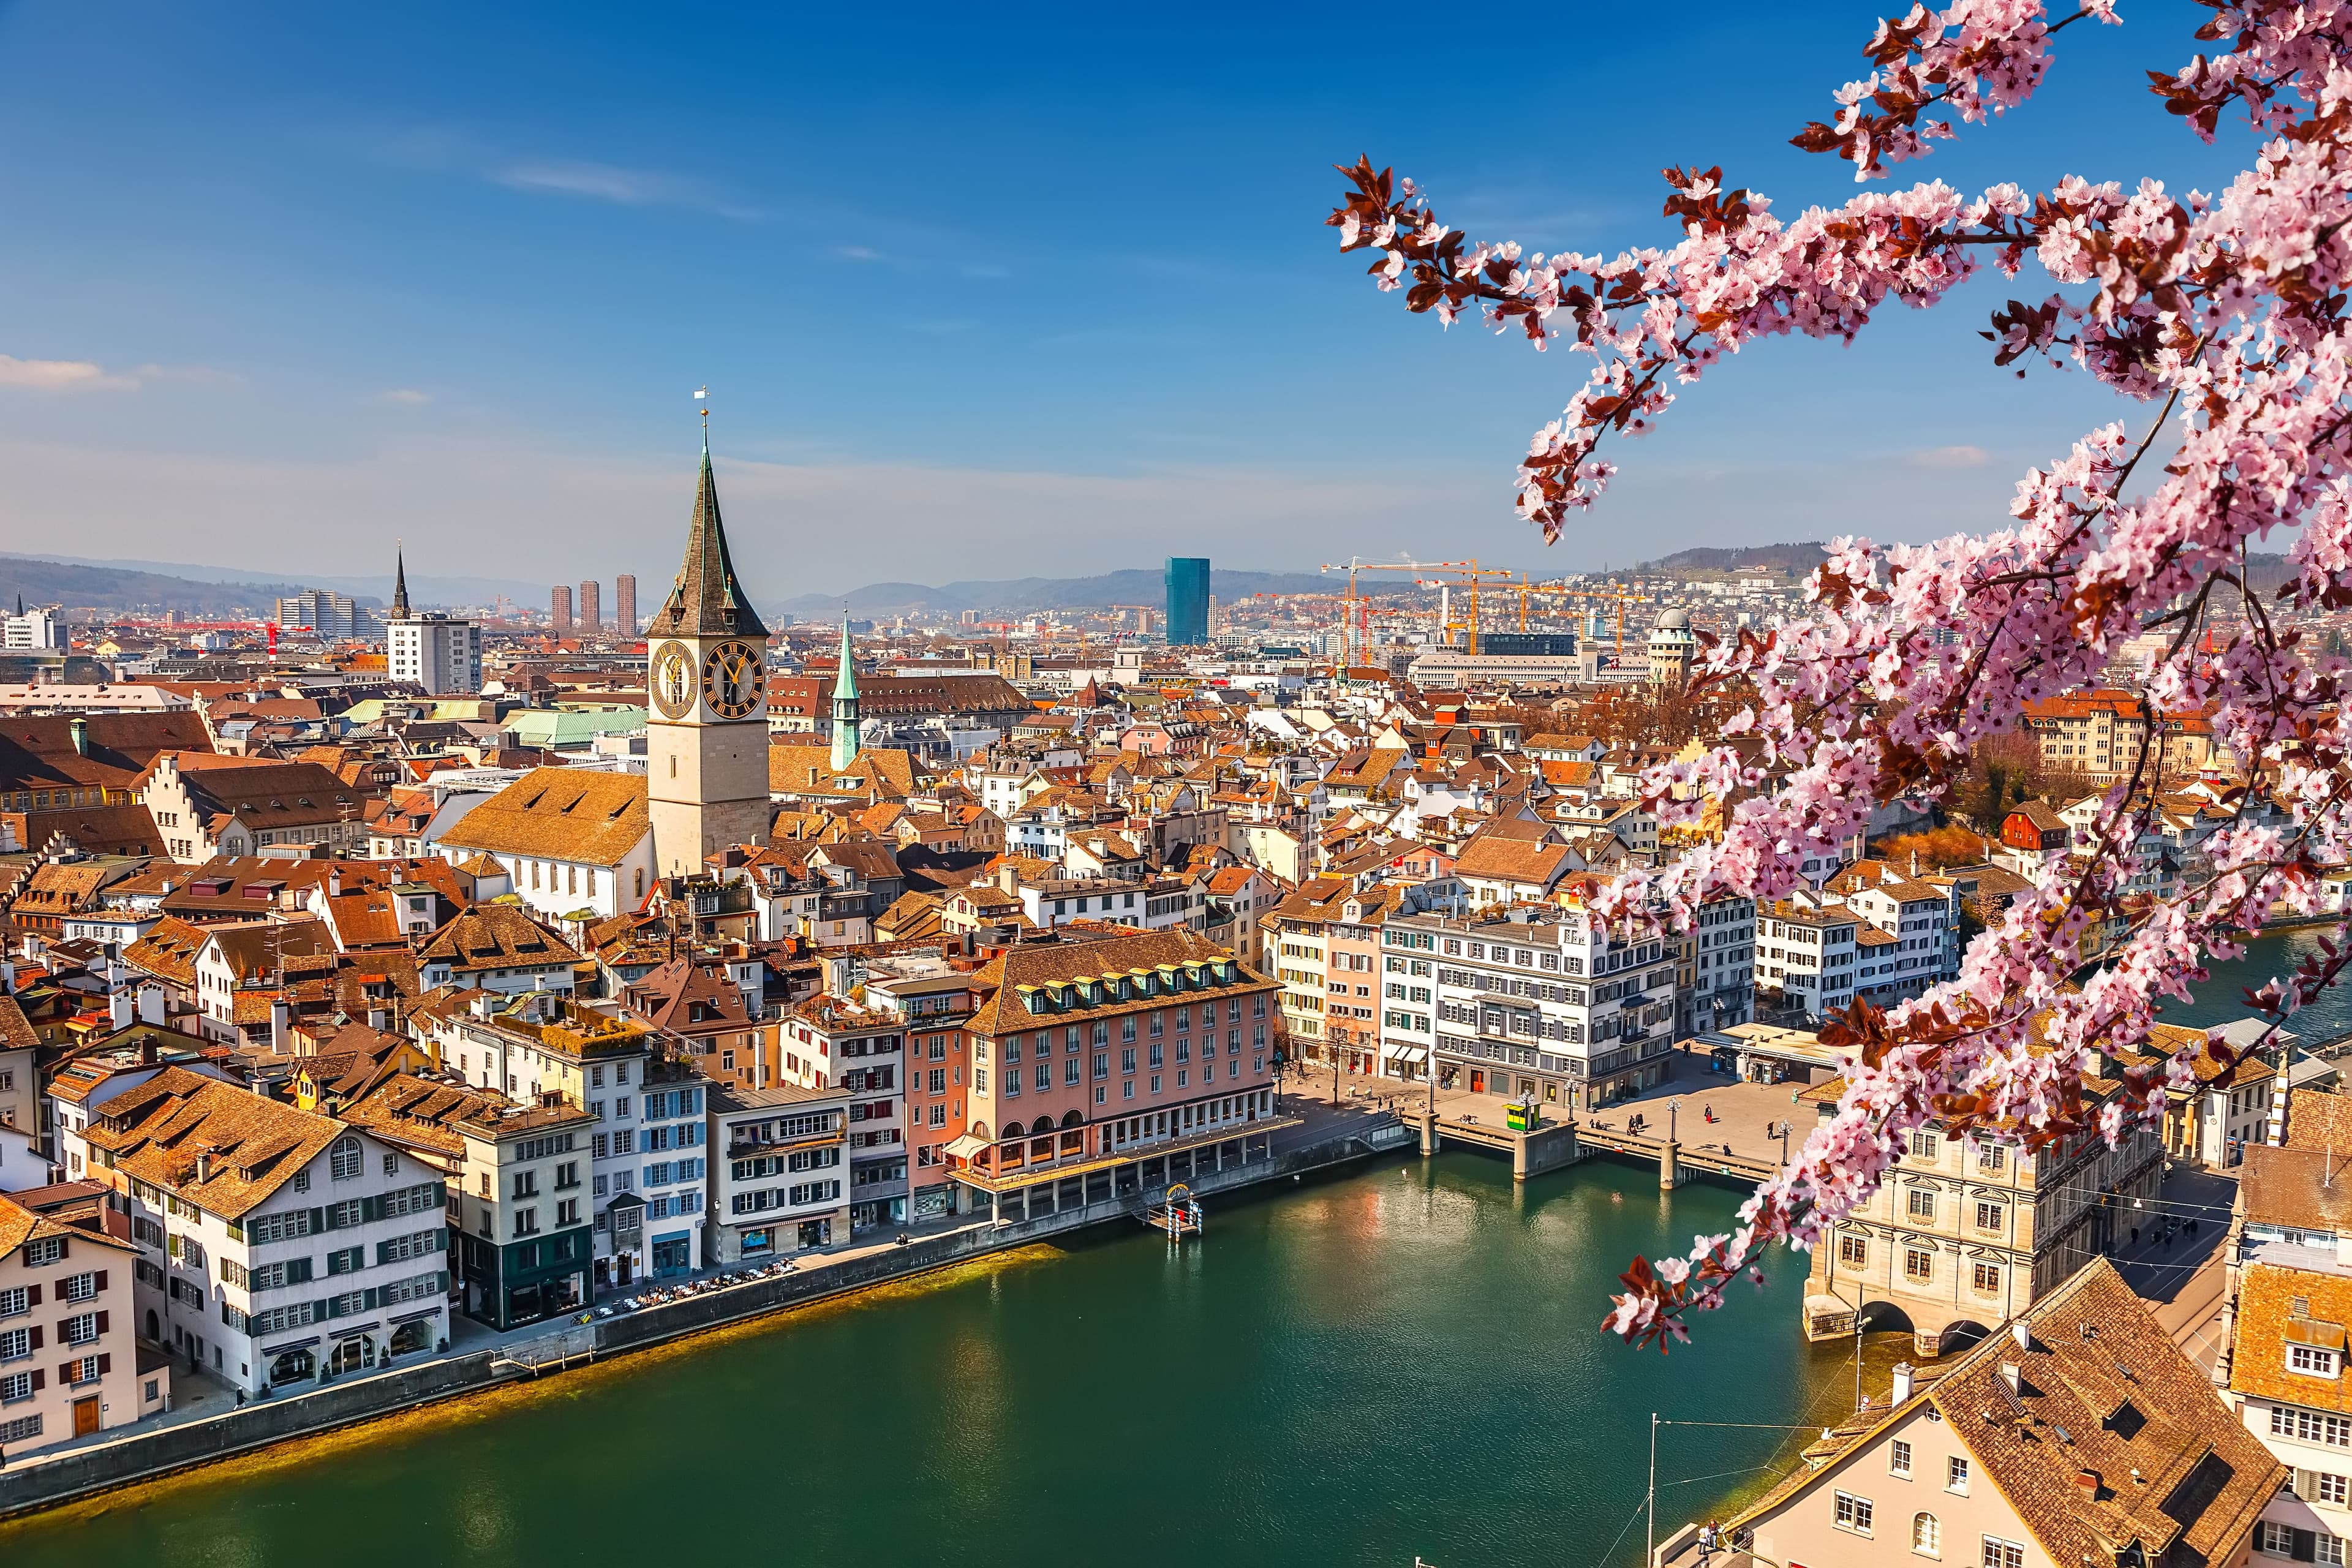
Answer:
694, 386, 707, 401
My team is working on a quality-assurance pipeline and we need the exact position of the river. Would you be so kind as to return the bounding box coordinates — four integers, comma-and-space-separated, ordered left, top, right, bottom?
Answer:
0, 1153, 1869, 1568
2160, 925, 2352, 1041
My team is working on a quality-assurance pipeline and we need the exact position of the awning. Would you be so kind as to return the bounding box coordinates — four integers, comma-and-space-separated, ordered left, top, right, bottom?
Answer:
944, 1133, 992, 1159
1389, 1046, 1430, 1064
262, 1336, 321, 1356
388, 1307, 441, 1326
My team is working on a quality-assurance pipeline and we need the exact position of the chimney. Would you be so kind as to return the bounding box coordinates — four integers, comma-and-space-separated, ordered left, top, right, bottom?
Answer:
108, 990, 134, 1030
138, 984, 165, 1027
2074, 1469, 2101, 1499
67, 716, 88, 756
270, 999, 291, 1052
1999, 1362, 2022, 1394
1891, 1362, 1914, 1404
2010, 1321, 2032, 1352
194, 1150, 212, 1183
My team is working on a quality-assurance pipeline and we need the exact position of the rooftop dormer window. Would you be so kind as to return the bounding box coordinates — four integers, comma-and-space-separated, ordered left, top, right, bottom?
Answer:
2291, 1344, 2343, 1378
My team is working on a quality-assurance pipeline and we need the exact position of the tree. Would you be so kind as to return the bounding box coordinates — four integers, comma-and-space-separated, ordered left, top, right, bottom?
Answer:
1332, 0, 2352, 1350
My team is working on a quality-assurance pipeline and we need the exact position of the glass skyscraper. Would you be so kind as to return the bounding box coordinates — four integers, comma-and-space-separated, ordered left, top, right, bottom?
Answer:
1164, 557, 1210, 646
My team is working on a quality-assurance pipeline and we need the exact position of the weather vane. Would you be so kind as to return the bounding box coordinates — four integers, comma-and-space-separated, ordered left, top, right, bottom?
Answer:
695, 385, 709, 442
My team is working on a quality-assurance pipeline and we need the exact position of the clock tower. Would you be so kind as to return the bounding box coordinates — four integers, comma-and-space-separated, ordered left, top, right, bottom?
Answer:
645, 421, 771, 875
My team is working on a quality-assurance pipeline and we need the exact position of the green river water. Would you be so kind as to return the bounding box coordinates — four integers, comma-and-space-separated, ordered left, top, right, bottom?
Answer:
0, 1151, 1872, 1568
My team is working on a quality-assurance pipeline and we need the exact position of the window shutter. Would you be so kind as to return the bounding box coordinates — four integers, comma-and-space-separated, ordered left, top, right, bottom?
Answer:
364, 1287, 380, 1311
429, 1182, 447, 1207
309, 1207, 323, 1233
434, 1229, 448, 1253
362, 1195, 382, 1224
96, 1353, 110, 1377
94, 1270, 107, 1293
59, 1362, 73, 1384
28, 1326, 41, 1351
437, 1270, 451, 1294
2294, 1528, 2318, 1562
56, 1319, 70, 1342
55, 1238, 67, 1261
95, 1311, 108, 1336
24, 1284, 38, 1308
28, 1369, 41, 1392
376, 1240, 391, 1266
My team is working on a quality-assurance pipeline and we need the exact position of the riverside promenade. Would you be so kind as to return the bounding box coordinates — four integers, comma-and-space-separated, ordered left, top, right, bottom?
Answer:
0, 1099, 1411, 1521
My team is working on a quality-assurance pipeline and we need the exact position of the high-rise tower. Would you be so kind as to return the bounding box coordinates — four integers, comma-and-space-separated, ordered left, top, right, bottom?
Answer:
645, 419, 771, 873
829, 611, 861, 770
615, 574, 638, 638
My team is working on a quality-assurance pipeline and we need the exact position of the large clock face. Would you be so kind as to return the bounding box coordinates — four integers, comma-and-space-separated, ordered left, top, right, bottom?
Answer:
650, 641, 696, 720
701, 639, 766, 720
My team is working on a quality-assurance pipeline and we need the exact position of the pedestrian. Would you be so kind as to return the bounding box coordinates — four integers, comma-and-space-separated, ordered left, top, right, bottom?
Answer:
2187, 1218, 2198, 1239
2132, 1225, 2140, 1247
235, 1389, 246, 1409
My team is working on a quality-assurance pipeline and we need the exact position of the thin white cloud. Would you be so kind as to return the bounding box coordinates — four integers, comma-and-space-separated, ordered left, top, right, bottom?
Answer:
0, 355, 141, 391
1910, 443, 1991, 469
381, 388, 431, 405
0, 356, 230, 392
835, 245, 885, 262
488, 159, 761, 221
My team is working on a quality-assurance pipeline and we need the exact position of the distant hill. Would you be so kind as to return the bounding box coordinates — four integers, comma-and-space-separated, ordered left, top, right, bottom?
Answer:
20, 552, 540, 609
771, 567, 1339, 621
1630, 542, 1831, 581
1630, 540, 2294, 594
0, 556, 333, 618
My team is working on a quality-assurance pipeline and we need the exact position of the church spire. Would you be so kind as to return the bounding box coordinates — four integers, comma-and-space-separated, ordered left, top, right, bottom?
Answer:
647, 409, 768, 640
830, 608, 861, 770
390, 540, 411, 619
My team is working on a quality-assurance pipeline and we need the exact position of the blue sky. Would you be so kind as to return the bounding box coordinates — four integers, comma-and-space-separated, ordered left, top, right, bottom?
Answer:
0, 1, 2253, 598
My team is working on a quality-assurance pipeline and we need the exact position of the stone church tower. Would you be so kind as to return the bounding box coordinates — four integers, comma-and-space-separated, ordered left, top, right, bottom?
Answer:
645, 424, 771, 875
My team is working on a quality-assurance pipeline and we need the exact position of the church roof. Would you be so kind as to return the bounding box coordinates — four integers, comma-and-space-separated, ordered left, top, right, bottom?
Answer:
647, 429, 768, 641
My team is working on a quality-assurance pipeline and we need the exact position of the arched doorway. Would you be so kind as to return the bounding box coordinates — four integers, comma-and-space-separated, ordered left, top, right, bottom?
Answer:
145, 1308, 159, 1342
1059, 1110, 1085, 1158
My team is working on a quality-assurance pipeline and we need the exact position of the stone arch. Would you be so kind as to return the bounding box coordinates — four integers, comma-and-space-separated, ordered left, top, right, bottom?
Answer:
1937, 1319, 1993, 1355
1855, 1300, 1916, 1336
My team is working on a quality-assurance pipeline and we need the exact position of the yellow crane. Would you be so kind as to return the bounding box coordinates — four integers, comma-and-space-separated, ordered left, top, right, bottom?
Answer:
1508, 577, 1642, 657
1320, 557, 1507, 661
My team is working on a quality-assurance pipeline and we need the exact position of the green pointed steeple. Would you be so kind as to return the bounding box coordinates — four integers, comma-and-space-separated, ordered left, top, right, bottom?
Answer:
831, 609, 861, 769
390, 541, 411, 619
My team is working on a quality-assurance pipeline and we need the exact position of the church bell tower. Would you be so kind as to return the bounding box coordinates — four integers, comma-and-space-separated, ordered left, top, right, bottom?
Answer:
646, 417, 771, 875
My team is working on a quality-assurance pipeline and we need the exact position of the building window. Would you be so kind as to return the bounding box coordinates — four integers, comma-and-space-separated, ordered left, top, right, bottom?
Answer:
1974, 1200, 2003, 1232
1839, 1235, 1867, 1268
2258, 1521, 2296, 1558
1890, 1439, 1912, 1477
1904, 1248, 1932, 1283
1947, 1457, 1969, 1494
1971, 1262, 2002, 1295
2293, 1344, 2342, 1378
1833, 1491, 1873, 1536
1980, 1537, 2024, 1568
330, 1137, 364, 1181
1912, 1513, 1939, 1558
1905, 1188, 1936, 1221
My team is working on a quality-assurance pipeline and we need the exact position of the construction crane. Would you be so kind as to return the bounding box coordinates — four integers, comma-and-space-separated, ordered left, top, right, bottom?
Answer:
1508, 578, 1642, 657
1319, 558, 1504, 663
